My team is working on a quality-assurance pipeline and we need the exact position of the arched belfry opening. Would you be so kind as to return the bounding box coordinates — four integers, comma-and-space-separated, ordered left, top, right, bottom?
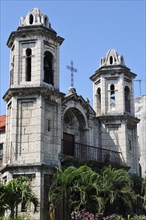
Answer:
25, 48, 32, 81
96, 87, 101, 114
44, 51, 54, 85
29, 14, 34, 24
109, 56, 113, 65
125, 86, 131, 112
110, 84, 115, 106
44, 16, 48, 27
62, 108, 87, 157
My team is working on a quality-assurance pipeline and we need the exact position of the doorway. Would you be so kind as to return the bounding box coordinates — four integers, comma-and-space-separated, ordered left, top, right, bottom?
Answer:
63, 133, 75, 156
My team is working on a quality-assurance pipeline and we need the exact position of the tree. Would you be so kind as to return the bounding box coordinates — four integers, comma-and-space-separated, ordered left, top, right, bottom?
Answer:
49, 165, 105, 218
0, 176, 38, 219
69, 165, 104, 214
130, 174, 145, 215
142, 177, 146, 213
49, 166, 78, 219
100, 166, 136, 217
0, 184, 6, 216
49, 165, 138, 218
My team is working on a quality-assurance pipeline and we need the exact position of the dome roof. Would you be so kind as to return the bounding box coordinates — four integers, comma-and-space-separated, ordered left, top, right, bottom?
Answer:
19, 8, 51, 28
100, 49, 125, 67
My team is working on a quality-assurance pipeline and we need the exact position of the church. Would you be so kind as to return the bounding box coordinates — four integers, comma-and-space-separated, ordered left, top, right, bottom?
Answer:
0, 8, 140, 220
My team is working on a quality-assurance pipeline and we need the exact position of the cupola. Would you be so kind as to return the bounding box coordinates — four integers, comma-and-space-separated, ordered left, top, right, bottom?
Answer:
20, 8, 51, 28
100, 48, 125, 67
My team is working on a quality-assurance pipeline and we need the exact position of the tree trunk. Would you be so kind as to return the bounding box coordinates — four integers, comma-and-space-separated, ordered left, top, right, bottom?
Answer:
16, 204, 18, 218
64, 192, 70, 220
10, 206, 15, 220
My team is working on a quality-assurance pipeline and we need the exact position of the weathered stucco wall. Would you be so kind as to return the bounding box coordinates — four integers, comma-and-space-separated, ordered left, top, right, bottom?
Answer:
135, 95, 146, 177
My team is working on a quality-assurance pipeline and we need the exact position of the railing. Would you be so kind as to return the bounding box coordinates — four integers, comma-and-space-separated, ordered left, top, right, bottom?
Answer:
61, 139, 125, 167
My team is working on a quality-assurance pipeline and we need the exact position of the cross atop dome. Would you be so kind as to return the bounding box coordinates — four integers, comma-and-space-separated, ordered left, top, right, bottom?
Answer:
19, 8, 51, 28
100, 49, 125, 67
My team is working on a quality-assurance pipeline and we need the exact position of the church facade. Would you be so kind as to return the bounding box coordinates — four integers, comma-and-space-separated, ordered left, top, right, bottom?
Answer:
0, 8, 140, 220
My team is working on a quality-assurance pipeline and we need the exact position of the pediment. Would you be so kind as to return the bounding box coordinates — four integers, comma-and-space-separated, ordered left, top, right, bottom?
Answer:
62, 92, 95, 116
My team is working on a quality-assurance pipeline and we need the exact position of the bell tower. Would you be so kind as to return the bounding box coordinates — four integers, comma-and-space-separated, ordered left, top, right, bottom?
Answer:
2, 8, 64, 219
90, 49, 139, 174
8, 8, 64, 90
90, 49, 135, 116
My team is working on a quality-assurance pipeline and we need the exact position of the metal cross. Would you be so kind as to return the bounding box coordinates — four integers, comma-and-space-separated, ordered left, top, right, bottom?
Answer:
66, 61, 77, 87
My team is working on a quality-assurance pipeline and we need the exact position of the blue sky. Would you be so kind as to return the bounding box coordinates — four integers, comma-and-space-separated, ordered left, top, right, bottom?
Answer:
0, 0, 146, 115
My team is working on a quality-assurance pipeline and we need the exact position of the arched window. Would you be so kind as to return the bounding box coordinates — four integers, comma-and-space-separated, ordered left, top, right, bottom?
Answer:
125, 86, 130, 112
44, 51, 54, 85
29, 14, 33, 24
44, 16, 48, 26
25, 48, 32, 81
97, 87, 101, 113
110, 56, 113, 64
110, 84, 115, 106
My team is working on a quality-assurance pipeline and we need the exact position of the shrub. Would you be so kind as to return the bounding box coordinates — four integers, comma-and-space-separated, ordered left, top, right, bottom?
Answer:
0, 215, 31, 220
129, 215, 146, 220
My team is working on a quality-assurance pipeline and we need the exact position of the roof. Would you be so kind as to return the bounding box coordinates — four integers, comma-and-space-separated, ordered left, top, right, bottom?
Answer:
0, 115, 6, 132
20, 8, 51, 28
100, 48, 125, 67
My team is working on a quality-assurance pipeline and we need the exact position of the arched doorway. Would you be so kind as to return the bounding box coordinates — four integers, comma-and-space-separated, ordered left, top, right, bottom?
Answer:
62, 107, 87, 158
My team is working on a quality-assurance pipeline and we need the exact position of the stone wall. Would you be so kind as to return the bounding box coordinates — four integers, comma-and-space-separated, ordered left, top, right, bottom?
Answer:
135, 95, 146, 177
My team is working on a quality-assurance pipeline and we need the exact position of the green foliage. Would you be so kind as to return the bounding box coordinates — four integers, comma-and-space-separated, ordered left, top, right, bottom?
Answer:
129, 215, 146, 220
130, 174, 143, 195
0, 184, 6, 216
142, 177, 146, 212
0, 216, 31, 220
100, 166, 136, 216
130, 174, 146, 214
0, 176, 38, 219
49, 166, 78, 219
50, 165, 98, 211
49, 165, 139, 218
69, 165, 102, 213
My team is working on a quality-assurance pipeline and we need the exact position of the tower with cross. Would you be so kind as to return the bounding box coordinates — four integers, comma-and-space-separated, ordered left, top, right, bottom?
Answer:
0, 7, 141, 220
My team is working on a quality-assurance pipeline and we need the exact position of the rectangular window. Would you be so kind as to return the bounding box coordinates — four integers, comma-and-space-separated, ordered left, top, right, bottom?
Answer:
0, 143, 3, 164
10, 69, 14, 85
129, 140, 132, 151
128, 128, 133, 151
48, 120, 51, 131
